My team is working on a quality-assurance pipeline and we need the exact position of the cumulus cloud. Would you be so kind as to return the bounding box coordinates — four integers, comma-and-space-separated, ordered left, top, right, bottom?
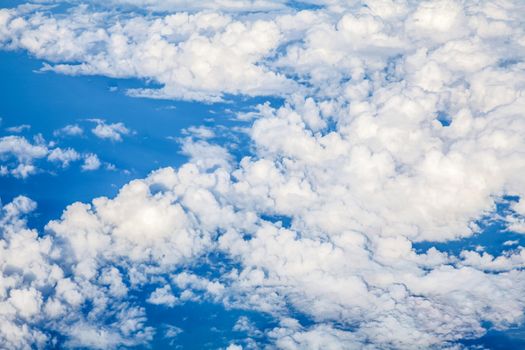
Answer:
147, 285, 178, 307
0, 196, 154, 349
53, 124, 83, 137
0, 135, 48, 162
81, 153, 101, 171
0, 134, 102, 177
90, 120, 130, 142
0, 135, 47, 178
1, 0, 525, 349
0, 6, 297, 101
47, 147, 80, 167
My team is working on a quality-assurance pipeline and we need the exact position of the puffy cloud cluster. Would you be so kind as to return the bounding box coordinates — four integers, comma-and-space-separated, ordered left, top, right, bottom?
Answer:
0, 196, 154, 349
0, 4, 296, 101
0, 135, 47, 177
1, 0, 525, 349
0, 133, 105, 177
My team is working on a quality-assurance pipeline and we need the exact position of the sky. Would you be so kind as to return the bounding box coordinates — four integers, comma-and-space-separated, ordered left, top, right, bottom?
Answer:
0, 0, 525, 349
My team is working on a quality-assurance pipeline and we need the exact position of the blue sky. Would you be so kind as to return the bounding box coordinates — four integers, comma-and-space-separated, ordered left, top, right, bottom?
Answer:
1, 1, 525, 349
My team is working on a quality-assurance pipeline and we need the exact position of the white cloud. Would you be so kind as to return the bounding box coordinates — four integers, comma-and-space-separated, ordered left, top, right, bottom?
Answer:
233, 316, 262, 338
0, 134, 98, 176
5, 124, 30, 133
269, 322, 366, 350
226, 345, 243, 350
180, 139, 232, 171
0, 135, 47, 178
147, 285, 178, 307
10, 163, 37, 178
0, 135, 47, 162
53, 124, 83, 137
91, 120, 130, 142
164, 325, 182, 338
182, 125, 215, 139
1, 6, 297, 101
47, 147, 80, 167
82, 153, 101, 171
0, 196, 154, 349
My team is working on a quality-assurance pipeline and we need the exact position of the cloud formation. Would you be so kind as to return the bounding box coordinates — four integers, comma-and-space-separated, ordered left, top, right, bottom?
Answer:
53, 124, 83, 137
90, 120, 131, 142
1, 0, 525, 349
0, 133, 106, 177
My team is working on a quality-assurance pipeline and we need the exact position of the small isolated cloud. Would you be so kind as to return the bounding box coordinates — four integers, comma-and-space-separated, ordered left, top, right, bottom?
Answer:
90, 119, 130, 142
53, 124, 83, 137
503, 240, 519, 246
82, 153, 101, 171
5, 124, 31, 133
164, 325, 182, 339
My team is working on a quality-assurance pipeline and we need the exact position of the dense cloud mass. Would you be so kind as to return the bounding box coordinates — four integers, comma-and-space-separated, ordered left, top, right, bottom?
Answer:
1, 0, 525, 349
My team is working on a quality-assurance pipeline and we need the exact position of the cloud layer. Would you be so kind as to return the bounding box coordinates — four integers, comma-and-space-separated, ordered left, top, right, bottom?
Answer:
1, 0, 525, 349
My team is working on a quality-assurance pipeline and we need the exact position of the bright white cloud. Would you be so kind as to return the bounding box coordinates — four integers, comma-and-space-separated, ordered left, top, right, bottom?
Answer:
0, 196, 155, 349
0, 6, 297, 101
90, 120, 130, 142
47, 147, 80, 167
0, 134, 102, 177
0, 135, 47, 162
82, 153, 101, 171
147, 285, 178, 307
0, 135, 47, 178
